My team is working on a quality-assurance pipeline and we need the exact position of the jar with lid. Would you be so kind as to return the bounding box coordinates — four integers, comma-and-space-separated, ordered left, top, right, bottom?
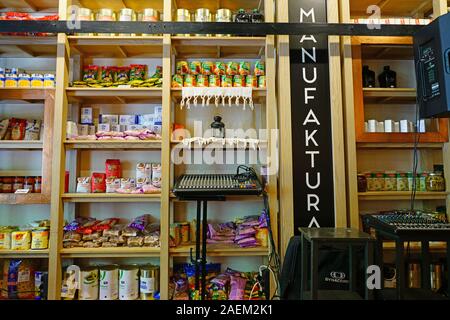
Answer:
194, 8, 212, 37
34, 176, 42, 193
13, 177, 24, 192
215, 9, 232, 37
357, 174, 367, 192
118, 8, 136, 36
426, 172, 446, 191
176, 9, 191, 36
211, 116, 225, 138
396, 172, 409, 191
24, 177, 35, 193
419, 172, 428, 191
96, 8, 116, 36
384, 172, 397, 191
73, 7, 94, 36
2, 177, 13, 193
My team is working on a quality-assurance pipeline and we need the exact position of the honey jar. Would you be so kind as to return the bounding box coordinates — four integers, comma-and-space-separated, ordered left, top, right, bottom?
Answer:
24, 176, 35, 193
34, 176, 42, 193
13, 177, 24, 192
2, 177, 13, 193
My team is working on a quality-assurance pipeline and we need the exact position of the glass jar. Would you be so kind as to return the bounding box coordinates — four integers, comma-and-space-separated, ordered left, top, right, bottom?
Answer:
407, 172, 421, 191
211, 116, 225, 138
250, 8, 264, 23
396, 172, 409, 191
378, 65, 397, 88
13, 177, 24, 192
74, 7, 94, 36
34, 176, 42, 193
426, 172, 446, 191
384, 172, 397, 191
357, 174, 367, 192
24, 176, 35, 193
2, 177, 13, 193
371, 172, 385, 191
419, 172, 428, 191
362, 65, 375, 88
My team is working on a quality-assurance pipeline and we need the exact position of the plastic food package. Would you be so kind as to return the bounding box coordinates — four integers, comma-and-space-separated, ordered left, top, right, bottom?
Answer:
101, 66, 116, 82
63, 217, 93, 232
103, 224, 125, 237
106, 178, 121, 193
31, 229, 49, 250
82, 231, 102, 241
91, 173, 106, 193
0, 229, 14, 249
151, 163, 161, 188
83, 65, 99, 82
0, 119, 10, 139
136, 163, 152, 179
92, 218, 119, 231
24, 119, 41, 140
127, 236, 144, 247
122, 227, 138, 237
1, 259, 38, 299
116, 66, 130, 82
76, 177, 91, 193
213, 62, 226, 75
130, 64, 147, 81
120, 178, 136, 190
226, 62, 239, 76
77, 220, 100, 235
229, 275, 247, 300
239, 62, 251, 76
83, 241, 101, 248
10, 118, 27, 140
254, 60, 265, 76
62, 232, 82, 243
176, 61, 189, 75
128, 214, 151, 231
105, 159, 121, 179
11, 231, 31, 250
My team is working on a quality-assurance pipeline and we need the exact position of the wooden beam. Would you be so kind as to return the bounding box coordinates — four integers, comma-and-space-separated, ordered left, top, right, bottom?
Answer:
13, 45, 35, 57
116, 45, 128, 58
115, 96, 126, 104
410, 0, 433, 17
374, 47, 392, 59
378, 0, 392, 10
23, 0, 38, 11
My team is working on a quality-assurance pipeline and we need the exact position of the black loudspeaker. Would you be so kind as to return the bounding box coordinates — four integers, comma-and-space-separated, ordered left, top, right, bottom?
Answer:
414, 13, 450, 118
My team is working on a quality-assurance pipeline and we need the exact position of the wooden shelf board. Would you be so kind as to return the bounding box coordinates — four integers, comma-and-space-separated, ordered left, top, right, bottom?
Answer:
171, 36, 266, 58
357, 142, 444, 149
66, 87, 162, 104
0, 140, 43, 149
383, 241, 447, 252
174, 0, 262, 11
60, 247, 160, 258
358, 191, 448, 201
0, 193, 48, 205
350, 0, 433, 18
170, 244, 268, 257
0, 0, 58, 11
362, 44, 413, 60
0, 249, 49, 258
363, 87, 416, 103
75, 0, 164, 11
68, 36, 163, 58
356, 132, 449, 144
64, 140, 162, 150
170, 194, 264, 202
170, 140, 267, 150
171, 87, 266, 103
0, 87, 54, 102
61, 193, 161, 203
0, 170, 42, 176
0, 35, 57, 57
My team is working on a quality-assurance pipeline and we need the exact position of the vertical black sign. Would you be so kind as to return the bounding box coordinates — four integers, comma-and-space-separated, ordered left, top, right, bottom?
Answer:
289, 0, 335, 230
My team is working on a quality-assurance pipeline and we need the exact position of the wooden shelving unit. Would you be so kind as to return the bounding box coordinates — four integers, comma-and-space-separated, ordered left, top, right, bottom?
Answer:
0, 36, 57, 58
0, 249, 49, 258
349, 0, 434, 19
358, 192, 448, 201
44, 0, 278, 301
0, 141, 43, 149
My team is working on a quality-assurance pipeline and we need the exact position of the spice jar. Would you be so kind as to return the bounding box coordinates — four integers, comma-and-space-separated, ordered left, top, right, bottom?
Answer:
384, 172, 397, 191
2, 177, 13, 193
419, 172, 428, 191
96, 8, 116, 36
34, 176, 42, 193
13, 177, 24, 192
426, 172, 446, 191
357, 174, 367, 192
24, 176, 35, 193
371, 172, 385, 191
396, 172, 409, 191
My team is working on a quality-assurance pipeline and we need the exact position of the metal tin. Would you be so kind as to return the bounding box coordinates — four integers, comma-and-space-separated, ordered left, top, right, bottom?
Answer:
79, 266, 99, 300
141, 8, 160, 21
96, 8, 116, 36
170, 223, 181, 245
99, 264, 119, 300
118, 8, 136, 36
140, 265, 160, 300
119, 265, 139, 300
258, 75, 266, 88
215, 9, 232, 37
431, 263, 443, 292
76, 8, 92, 20
176, 9, 191, 36
179, 222, 190, 244
195, 8, 212, 36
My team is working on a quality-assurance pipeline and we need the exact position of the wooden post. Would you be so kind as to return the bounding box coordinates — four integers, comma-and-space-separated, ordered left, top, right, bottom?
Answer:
340, 0, 359, 228
328, 0, 348, 228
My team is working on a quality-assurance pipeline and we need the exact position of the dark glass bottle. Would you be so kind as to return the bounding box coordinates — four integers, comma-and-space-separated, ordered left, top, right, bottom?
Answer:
251, 9, 264, 23
362, 65, 376, 88
235, 9, 250, 23
211, 116, 225, 138
357, 174, 367, 192
378, 66, 397, 88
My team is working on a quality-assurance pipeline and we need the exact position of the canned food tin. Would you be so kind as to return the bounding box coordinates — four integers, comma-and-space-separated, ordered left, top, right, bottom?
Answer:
31, 74, 44, 88
141, 8, 160, 21
196, 75, 209, 87
194, 8, 212, 36
140, 265, 160, 300
0, 74, 5, 87
179, 222, 190, 244
221, 75, 232, 87
233, 75, 244, 87
79, 266, 99, 300
245, 75, 257, 87
44, 74, 55, 88
183, 74, 196, 87
5, 74, 18, 88
215, 9, 231, 36
18, 73, 31, 88
258, 75, 266, 88
96, 8, 116, 36
119, 265, 139, 300
118, 8, 136, 36
176, 9, 191, 36
99, 265, 119, 300
170, 223, 181, 246
209, 75, 221, 87
76, 7, 92, 20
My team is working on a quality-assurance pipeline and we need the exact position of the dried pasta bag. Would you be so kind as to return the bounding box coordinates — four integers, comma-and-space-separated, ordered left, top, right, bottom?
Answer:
127, 236, 144, 247
105, 159, 121, 179
92, 218, 119, 231
151, 163, 162, 188
106, 178, 121, 193
128, 214, 151, 231
6, 259, 37, 299
24, 119, 41, 140
76, 219, 100, 235
62, 231, 82, 242
76, 177, 91, 193
102, 224, 124, 237
63, 217, 93, 232
0, 118, 9, 140
10, 118, 27, 140
91, 173, 106, 193
82, 231, 102, 241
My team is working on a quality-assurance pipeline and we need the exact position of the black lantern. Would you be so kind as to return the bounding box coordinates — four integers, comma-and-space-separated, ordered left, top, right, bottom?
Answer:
211, 116, 225, 138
